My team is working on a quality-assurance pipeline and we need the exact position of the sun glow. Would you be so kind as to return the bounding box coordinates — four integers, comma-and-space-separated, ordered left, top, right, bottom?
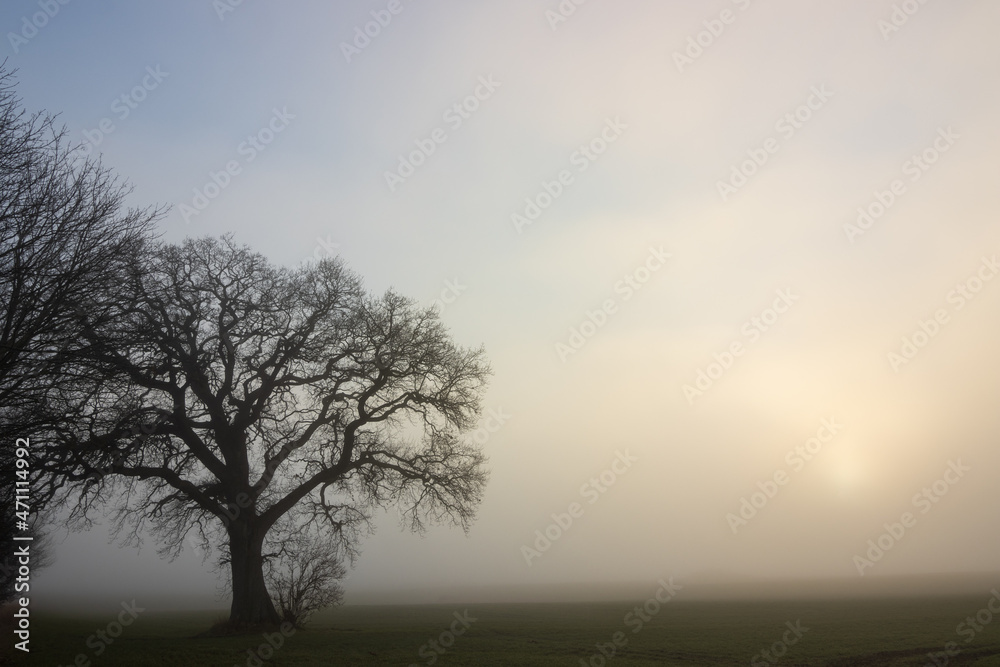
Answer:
824, 443, 869, 499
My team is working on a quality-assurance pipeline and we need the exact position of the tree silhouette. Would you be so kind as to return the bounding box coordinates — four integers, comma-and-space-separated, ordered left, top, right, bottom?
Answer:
35, 236, 490, 627
0, 64, 161, 601
264, 526, 346, 627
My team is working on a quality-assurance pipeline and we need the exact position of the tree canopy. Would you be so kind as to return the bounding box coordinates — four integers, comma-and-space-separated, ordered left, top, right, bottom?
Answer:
34, 235, 491, 625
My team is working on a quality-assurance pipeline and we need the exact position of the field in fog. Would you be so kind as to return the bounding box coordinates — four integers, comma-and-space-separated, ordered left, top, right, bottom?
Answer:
14, 589, 1000, 666
4, 3, 1000, 666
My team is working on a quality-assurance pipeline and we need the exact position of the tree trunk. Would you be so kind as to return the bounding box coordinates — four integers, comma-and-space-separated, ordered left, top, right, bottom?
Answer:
227, 520, 280, 627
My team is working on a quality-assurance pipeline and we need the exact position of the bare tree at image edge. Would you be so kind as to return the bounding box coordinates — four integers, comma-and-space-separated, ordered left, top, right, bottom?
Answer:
0, 63, 162, 600
34, 236, 491, 627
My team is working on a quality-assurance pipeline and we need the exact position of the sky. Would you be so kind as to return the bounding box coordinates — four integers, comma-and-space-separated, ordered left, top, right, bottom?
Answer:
4, 0, 1000, 610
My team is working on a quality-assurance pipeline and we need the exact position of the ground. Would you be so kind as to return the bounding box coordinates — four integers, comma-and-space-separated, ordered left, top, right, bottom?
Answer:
5, 595, 1000, 665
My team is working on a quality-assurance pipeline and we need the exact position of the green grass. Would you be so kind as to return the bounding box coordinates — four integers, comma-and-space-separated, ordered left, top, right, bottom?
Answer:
7, 596, 1000, 666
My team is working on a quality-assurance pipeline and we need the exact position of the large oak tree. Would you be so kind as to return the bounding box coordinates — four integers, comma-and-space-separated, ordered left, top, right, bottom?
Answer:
35, 236, 490, 626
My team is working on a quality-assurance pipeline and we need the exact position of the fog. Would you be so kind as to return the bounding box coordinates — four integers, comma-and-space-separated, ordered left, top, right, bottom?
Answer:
5, 0, 1000, 611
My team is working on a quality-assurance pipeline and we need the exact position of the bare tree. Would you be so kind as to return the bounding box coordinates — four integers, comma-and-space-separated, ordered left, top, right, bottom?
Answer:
0, 65, 160, 405
35, 236, 490, 628
0, 63, 161, 600
264, 526, 346, 627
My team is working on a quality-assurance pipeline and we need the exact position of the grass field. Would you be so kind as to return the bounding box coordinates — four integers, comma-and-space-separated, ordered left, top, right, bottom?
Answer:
6, 595, 1000, 666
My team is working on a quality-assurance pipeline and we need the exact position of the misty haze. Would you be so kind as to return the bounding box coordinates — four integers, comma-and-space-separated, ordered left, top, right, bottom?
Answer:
2, 1, 1000, 666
